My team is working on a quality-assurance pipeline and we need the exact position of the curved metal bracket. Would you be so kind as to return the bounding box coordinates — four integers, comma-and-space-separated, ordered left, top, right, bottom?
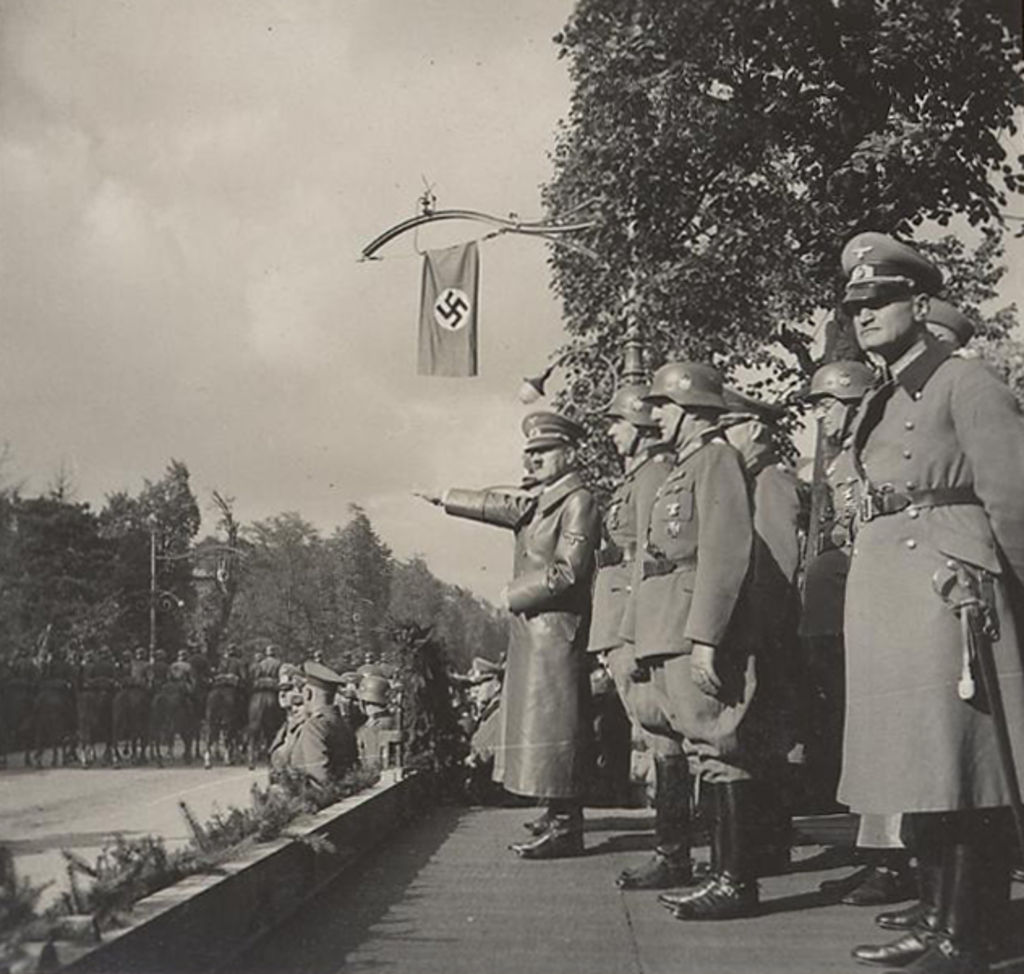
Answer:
360, 209, 597, 260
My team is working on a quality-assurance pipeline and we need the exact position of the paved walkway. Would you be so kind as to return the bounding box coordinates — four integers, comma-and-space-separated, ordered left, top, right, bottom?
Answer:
234, 805, 1024, 974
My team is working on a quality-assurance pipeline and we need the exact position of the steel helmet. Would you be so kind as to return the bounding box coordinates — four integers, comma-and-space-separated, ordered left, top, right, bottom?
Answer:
358, 674, 390, 706
644, 362, 728, 411
605, 383, 659, 429
806, 361, 876, 403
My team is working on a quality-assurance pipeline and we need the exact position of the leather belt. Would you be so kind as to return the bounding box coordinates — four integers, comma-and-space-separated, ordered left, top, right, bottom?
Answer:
641, 557, 696, 580
597, 547, 635, 568
859, 485, 981, 523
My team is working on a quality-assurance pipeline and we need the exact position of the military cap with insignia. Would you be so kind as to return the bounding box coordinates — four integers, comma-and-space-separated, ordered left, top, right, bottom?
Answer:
926, 298, 975, 347
278, 662, 302, 687
721, 386, 787, 423
521, 410, 586, 452
841, 231, 943, 307
643, 362, 728, 411
303, 660, 346, 691
605, 383, 660, 429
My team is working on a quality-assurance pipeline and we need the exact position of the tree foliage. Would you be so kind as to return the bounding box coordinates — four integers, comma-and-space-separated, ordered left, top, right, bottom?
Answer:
543, 0, 1024, 439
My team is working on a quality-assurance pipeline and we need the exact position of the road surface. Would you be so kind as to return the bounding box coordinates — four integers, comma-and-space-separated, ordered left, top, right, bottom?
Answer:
0, 763, 268, 908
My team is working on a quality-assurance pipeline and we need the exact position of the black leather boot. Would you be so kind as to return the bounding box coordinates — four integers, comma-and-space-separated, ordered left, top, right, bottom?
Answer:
876, 846, 941, 932
523, 808, 554, 836
618, 753, 694, 889
668, 781, 759, 920
511, 806, 584, 860
852, 929, 933, 967
896, 841, 988, 974
842, 853, 914, 906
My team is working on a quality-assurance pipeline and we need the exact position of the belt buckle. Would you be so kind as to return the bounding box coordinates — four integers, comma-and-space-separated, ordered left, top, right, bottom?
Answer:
859, 484, 892, 522
859, 491, 878, 523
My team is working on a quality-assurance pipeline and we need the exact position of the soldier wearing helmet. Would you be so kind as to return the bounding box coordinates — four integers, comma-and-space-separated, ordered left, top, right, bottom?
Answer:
621, 362, 762, 920
356, 674, 398, 766
589, 383, 692, 890
721, 387, 803, 873
925, 298, 976, 352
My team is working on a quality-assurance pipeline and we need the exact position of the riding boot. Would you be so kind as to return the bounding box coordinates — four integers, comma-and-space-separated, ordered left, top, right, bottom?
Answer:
898, 838, 987, 974
666, 780, 759, 920
511, 802, 584, 859
523, 808, 554, 837
876, 844, 942, 932
617, 753, 694, 889
751, 778, 792, 877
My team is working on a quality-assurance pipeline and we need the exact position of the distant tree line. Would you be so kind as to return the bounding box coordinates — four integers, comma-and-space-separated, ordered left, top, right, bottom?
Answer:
0, 458, 507, 673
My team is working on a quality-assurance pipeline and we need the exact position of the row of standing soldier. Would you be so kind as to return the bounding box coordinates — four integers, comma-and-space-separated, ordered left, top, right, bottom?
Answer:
424, 229, 1024, 974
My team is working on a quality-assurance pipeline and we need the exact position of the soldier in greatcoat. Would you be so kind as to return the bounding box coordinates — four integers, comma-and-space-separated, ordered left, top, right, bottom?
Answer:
289, 661, 357, 791
587, 383, 693, 889
837, 232, 1024, 973
423, 410, 600, 858
721, 387, 803, 874
617, 363, 759, 920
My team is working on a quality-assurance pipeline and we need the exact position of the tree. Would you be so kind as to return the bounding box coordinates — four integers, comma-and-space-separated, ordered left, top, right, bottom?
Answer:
192, 491, 245, 656
225, 512, 323, 660
0, 496, 117, 650
99, 460, 202, 653
322, 505, 393, 664
543, 0, 1024, 456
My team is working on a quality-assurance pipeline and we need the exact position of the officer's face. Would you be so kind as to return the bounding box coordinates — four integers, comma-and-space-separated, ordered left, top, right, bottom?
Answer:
651, 400, 685, 444
851, 292, 929, 360
812, 396, 848, 440
607, 418, 638, 457
524, 445, 574, 484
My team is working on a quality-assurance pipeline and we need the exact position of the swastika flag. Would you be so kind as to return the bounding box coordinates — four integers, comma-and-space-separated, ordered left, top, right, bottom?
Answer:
417, 241, 479, 377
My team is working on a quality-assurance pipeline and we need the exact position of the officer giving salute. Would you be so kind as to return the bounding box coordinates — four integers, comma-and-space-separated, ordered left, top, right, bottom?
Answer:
422, 410, 600, 858
838, 232, 1024, 974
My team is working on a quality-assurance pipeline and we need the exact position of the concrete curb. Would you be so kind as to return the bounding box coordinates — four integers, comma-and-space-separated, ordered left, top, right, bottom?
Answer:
54, 769, 427, 974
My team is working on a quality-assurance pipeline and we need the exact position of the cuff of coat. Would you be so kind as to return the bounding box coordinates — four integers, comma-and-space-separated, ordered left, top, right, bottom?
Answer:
442, 488, 487, 522
682, 598, 738, 647
506, 571, 554, 614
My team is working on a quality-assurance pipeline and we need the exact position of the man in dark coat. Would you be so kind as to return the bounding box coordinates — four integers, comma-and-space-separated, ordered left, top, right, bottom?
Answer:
423, 410, 600, 858
588, 383, 692, 889
289, 661, 357, 792
838, 232, 1024, 973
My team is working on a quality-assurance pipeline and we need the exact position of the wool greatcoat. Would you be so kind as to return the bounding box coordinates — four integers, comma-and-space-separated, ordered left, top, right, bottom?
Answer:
840, 336, 1024, 815
444, 472, 600, 800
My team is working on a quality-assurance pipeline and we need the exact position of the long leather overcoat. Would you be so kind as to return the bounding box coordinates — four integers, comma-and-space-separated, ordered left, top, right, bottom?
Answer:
840, 338, 1024, 814
445, 472, 600, 800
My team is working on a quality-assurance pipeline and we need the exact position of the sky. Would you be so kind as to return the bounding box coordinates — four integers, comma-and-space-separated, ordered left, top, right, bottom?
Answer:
1, 2, 1022, 605
0, 0, 579, 602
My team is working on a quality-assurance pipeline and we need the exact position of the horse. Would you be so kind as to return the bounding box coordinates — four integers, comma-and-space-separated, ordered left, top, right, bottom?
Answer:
149, 681, 197, 766
245, 683, 283, 769
203, 679, 242, 768
30, 678, 74, 767
112, 683, 150, 764
77, 679, 116, 767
